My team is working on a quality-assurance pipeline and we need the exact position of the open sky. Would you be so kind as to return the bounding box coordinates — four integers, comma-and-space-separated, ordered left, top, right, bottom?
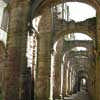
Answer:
57, 2, 96, 22
66, 2, 96, 22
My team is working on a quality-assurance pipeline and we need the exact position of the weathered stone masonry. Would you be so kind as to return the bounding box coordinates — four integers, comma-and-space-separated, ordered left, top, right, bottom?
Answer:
4, 0, 30, 100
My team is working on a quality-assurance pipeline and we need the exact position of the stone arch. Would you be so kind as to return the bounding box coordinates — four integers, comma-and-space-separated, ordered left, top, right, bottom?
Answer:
64, 41, 93, 51
37, 0, 96, 39
63, 50, 91, 69
55, 39, 94, 54
56, 29, 95, 42
30, 0, 99, 19
49, 0, 99, 10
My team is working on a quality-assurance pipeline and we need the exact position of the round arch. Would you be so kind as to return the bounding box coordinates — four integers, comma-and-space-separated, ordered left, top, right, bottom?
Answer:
31, 0, 99, 19
56, 30, 95, 42
55, 39, 94, 54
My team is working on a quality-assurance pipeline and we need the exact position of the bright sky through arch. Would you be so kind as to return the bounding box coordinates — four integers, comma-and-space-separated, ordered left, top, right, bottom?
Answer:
65, 2, 96, 22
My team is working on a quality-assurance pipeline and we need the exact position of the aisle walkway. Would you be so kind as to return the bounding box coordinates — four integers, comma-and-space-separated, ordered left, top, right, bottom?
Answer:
64, 91, 90, 100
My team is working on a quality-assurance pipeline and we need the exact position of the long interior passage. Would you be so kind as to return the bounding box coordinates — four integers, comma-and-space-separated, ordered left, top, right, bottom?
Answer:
0, 1, 98, 100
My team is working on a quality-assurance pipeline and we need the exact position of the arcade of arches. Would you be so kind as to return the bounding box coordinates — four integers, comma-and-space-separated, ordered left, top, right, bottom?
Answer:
0, 0, 100, 100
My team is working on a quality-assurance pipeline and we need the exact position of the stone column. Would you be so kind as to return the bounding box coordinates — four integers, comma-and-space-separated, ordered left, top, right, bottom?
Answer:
5, 1, 30, 100
71, 71, 74, 93
69, 70, 72, 94
53, 53, 62, 99
34, 35, 39, 100
62, 63, 67, 97
35, 6, 54, 100
50, 51, 55, 100
68, 70, 71, 94
96, 10, 100, 100
32, 34, 38, 100
36, 32, 51, 100
65, 68, 69, 95
60, 61, 64, 98
0, 41, 6, 99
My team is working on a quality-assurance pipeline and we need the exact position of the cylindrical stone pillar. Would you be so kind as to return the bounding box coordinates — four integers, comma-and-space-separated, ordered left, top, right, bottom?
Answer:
35, 6, 53, 100
96, 10, 100, 100
36, 32, 51, 100
68, 70, 71, 94
65, 68, 69, 95
62, 63, 67, 97
53, 53, 62, 99
5, 1, 30, 100
0, 41, 6, 100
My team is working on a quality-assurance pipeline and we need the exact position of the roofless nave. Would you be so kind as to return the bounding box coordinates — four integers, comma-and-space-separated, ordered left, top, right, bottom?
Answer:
0, 0, 100, 100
